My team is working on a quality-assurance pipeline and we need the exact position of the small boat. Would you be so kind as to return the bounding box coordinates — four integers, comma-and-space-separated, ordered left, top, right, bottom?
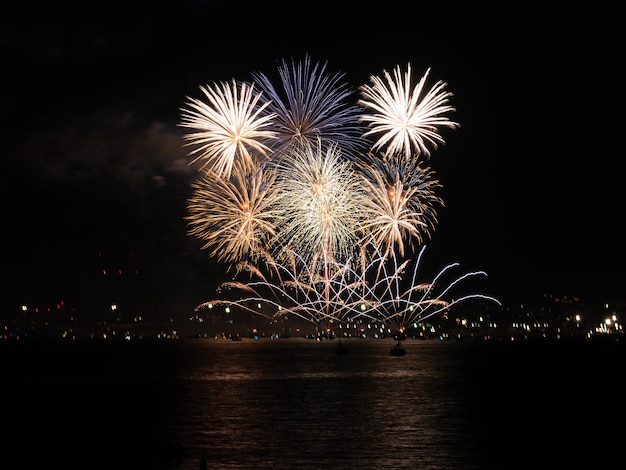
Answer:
390, 341, 407, 356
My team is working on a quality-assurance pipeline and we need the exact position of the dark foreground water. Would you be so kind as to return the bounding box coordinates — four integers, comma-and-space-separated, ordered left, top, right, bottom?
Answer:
2, 337, 625, 469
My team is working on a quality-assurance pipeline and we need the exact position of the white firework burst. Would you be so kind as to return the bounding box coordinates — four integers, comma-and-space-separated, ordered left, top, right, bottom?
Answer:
269, 139, 366, 270
179, 79, 277, 178
358, 64, 459, 160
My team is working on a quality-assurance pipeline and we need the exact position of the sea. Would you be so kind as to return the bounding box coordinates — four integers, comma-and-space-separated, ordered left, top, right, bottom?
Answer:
1, 336, 624, 469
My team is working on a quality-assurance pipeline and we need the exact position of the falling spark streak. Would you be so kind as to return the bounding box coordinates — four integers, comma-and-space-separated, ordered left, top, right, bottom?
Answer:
354, 245, 501, 332
179, 79, 277, 178
197, 244, 500, 334
197, 249, 368, 327
358, 64, 460, 160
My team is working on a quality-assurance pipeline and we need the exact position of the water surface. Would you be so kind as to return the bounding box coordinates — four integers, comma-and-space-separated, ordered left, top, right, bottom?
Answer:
2, 337, 624, 469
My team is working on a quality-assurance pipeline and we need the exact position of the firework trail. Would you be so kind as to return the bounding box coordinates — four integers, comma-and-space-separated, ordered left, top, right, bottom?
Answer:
353, 245, 501, 334
197, 244, 500, 334
197, 248, 368, 328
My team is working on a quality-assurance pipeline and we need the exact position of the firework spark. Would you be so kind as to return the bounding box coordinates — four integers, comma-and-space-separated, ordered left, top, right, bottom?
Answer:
355, 245, 501, 334
197, 244, 500, 335
252, 55, 368, 161
269, 139, 366, 270
358, 64, 459, 160
179, 79, 277, 178
197, 248, 367, 328
186, 159, 280, 265
355, 151, 443, 258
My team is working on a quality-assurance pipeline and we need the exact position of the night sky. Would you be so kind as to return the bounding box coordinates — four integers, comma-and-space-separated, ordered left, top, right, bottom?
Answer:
3, 2, 622, 320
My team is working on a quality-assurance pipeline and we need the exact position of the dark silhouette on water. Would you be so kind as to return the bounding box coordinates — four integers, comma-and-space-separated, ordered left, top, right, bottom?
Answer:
335, 338, 348, 355
390, 341, 407, 356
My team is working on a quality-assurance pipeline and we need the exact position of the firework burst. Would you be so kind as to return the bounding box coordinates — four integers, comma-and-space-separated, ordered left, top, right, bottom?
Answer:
186, 159, 280, 265
179, 79, 277, 178
252, 55, 367, 161
355, 151, 443, 258
269, 139, 366, 270
358, 64, 459, 160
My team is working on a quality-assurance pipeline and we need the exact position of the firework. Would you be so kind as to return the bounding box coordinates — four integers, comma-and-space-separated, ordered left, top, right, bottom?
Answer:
354, 151, 443, 258
197, 244, 500, 335
252, 55, 368, 161
197, 248, 368, 328
182, 58, 500, 338
268, 138, 366, 270
186, 159, 281, 265
354, 245, 501, 334
358, 64, 459, 160
179, 79, 277, 178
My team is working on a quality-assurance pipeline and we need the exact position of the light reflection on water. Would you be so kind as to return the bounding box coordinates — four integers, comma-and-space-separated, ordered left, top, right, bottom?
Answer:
170, 339, 482, 470
3, 337, 624, 469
